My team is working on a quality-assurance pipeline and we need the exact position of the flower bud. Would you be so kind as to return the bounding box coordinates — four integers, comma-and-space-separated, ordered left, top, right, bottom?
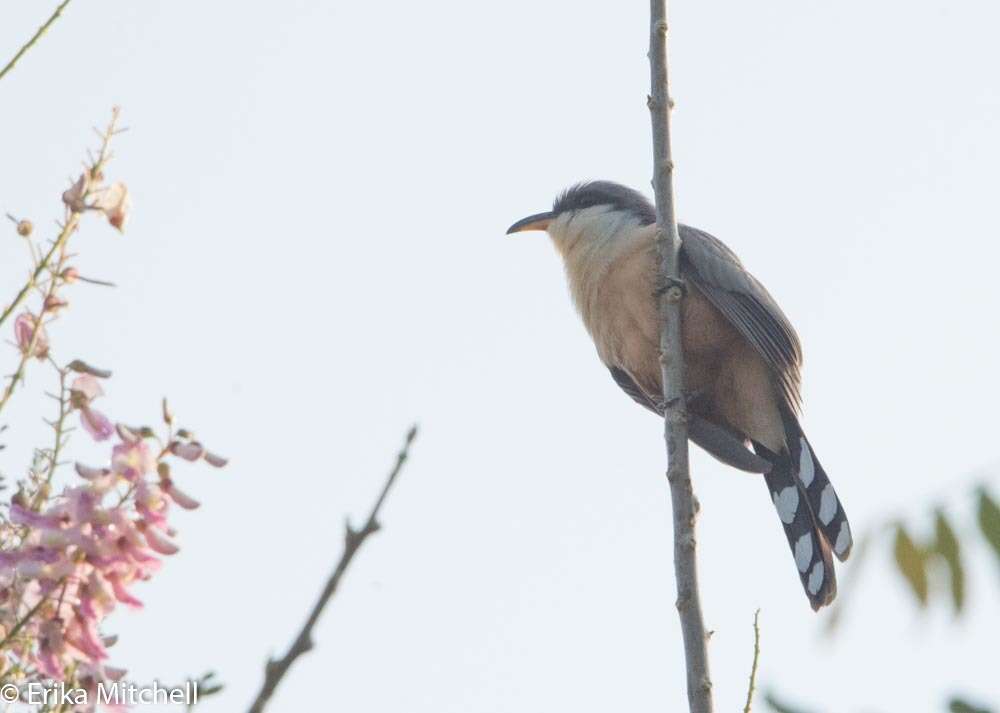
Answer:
169, 441, 204, 462
16, 219, 32, 237
204, 451, 229, 468
61, 267, 80, 283
75, 463, 109, 480
44, 295, 68, 314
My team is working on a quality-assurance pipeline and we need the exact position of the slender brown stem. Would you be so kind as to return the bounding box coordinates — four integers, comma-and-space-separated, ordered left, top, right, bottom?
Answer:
743, 609, 762, 713
246, 426, 418, 713
31, 365, 72, 510
647, 2, 714, 712
0, 0, 74, 83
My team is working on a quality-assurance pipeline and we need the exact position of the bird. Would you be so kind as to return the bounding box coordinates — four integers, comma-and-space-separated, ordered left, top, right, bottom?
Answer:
507, 180, 852, 610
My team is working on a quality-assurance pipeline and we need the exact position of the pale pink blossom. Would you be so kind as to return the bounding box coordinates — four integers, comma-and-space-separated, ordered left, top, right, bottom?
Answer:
81, 409, 114, 441
14, 312, 49, 359
72, 375, 104, 401
135, 481, 169, 526
138, 523, 179, 556
112, 440, 155, 481
62, 173, 90, 212
162, 479, 200, 510
75, 463, 110, 480
204, 450, 229, 468
170, 441, 204, 461
71, 375, 114, 442
0, 385, 226, 693
94, 182, 131, 233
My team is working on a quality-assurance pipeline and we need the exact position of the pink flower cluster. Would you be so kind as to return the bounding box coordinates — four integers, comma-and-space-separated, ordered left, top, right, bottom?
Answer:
0, 375, 225, 697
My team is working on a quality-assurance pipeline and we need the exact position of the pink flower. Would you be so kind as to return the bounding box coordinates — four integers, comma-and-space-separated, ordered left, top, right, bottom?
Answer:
66, 613, 108, 661
72, 374, 104, 401
14, 312, 49, 359
81, 409, 114, 441
10, 504, 67, 530
136, 520, 179, 556
71, 375, 114, 442
169, 441, 204, 461
0, 388, 221, 689
162, 479, 200, 510
204, 450, 229, 468
106, 573, 143, 609
135, 481, 169, 526
112, 440, 154, 481
94, 182, 131, 233
62, 173, 90, 212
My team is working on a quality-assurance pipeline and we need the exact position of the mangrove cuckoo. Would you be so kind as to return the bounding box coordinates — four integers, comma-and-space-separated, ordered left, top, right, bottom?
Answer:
508, 181, 852, 610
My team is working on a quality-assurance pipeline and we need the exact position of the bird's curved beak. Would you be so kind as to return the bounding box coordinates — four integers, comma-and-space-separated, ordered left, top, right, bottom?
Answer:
506, 211, 555, 235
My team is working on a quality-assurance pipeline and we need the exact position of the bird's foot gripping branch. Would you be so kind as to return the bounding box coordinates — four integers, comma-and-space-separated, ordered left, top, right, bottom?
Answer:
0, 109, 227, 704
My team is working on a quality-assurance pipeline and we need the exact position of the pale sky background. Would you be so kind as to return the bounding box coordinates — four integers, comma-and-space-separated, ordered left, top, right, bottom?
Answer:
2, 1, 999, 712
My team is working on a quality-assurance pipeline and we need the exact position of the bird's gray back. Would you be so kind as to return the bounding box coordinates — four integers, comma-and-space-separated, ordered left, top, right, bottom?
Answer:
678, 224, 803, 411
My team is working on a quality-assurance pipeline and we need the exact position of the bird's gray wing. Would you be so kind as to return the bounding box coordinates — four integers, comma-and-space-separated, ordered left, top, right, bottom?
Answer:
679, 224, 803, 411
608, 366, 771, 473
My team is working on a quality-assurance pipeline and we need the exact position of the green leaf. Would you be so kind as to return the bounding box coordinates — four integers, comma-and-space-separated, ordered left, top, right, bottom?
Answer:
977, 488, 1000, 566
893, 524, 928, 606
933, 510, 965, 613
949, 697, 995, 713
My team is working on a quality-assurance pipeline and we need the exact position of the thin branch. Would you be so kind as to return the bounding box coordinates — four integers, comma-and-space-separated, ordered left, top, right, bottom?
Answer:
743, 609, 762, 713
0, 218, 78, 332
647, 3, 714, 712
0, 0, 74, 83
246, 425, 419, 713
0, 108, 122, 415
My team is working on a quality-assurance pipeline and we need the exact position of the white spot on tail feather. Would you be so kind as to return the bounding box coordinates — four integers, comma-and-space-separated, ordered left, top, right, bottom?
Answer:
808, 561, 825, 595
772, 487, 799, 524
794, 533, 813, 572
835, 521, 853, 557
819, 484, 838, 525
797, 437, 815, 487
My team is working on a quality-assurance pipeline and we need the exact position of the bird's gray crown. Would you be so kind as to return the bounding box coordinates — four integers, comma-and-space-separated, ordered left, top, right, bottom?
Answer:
552, 181, 656, 225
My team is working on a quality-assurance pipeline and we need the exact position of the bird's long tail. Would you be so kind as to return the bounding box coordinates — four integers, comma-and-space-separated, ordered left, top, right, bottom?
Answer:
754, 411, 853, 611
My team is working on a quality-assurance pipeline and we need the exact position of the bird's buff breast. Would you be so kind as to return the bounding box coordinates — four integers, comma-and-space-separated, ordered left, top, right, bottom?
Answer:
563, 228, 735, 396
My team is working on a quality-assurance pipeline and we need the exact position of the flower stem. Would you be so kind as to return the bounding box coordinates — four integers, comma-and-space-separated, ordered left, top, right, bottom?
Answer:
0, 216, 78, 331
0, 238, 71, 416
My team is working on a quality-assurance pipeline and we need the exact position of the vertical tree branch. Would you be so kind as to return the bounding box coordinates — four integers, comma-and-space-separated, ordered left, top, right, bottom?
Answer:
647, 3, 714, 712
246, 425, 418, 713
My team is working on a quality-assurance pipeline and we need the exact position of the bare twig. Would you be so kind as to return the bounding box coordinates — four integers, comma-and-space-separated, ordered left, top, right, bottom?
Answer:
743, 609, 762, 713
0, 0, 74, 83
246, 425, 418, 713
647, 3, 714, 712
